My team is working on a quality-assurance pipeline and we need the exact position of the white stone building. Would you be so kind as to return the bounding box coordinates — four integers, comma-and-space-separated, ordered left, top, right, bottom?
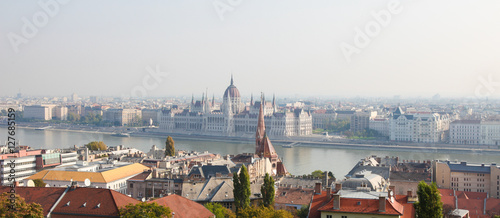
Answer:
369, 116, 390, 136
480, 120, 500, 146
158, 76, 312, 137
389, 107, 451, 143
103, 108, 141, 126
23, 105, 52, 120
449, 120, 481, 145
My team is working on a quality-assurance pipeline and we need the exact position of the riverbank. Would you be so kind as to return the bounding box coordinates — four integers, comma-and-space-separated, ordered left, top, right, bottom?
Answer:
13, 124, 500, 155
133, 130, 500, 155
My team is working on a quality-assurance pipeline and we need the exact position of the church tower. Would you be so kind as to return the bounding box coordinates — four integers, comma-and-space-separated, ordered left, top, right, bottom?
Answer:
255, 93, 288, 176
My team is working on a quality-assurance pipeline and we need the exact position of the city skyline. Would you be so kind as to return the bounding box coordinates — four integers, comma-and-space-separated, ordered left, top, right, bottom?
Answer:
1, 0, 500, 98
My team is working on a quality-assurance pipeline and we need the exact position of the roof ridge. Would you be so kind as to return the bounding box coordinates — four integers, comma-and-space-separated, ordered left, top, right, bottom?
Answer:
208, 181, 226, 202
387, 198, 405, 215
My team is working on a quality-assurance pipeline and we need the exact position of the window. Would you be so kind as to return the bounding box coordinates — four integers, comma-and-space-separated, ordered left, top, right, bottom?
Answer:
130, 183, 133, 188
326, 216, 333, 218
341, 216, 347, 218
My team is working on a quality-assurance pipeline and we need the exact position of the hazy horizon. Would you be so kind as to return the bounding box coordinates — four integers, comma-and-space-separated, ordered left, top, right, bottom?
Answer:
2, 0, 500, 99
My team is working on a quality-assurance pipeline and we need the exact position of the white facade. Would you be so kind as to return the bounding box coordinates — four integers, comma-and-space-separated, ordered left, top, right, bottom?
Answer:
389, 108, 450, 143
103, 109, 141, 126
24, 105, 51, 120
449, 120, 481, 145
480, 121, 500, 146
158, 79, 312, 137
369, 117, 390, 136
54, 106, 68, 120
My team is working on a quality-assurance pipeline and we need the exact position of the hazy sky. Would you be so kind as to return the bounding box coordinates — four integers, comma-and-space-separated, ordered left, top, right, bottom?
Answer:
1, 0, 500, 99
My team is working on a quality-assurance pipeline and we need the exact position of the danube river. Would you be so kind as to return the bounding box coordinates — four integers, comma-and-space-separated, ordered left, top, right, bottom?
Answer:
1, 127, 499, 179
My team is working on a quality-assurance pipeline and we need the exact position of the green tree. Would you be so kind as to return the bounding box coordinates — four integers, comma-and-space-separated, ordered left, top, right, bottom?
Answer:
237, 206, 293, 218
120, 202, 172, 218
261, 173, 275, 208
0, 192, 44, 218
414, 181, 443, 218
233, 165, 251, 212
204, 202, 236, 218
165, 136, 175, 157
311, 170, 325, 179
68, 112, 80, 122
33, 179, 46, 187
85, 141, 107, 151
296, 205, 309, 218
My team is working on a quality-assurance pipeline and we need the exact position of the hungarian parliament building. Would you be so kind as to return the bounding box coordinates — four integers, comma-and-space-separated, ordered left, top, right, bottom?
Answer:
158, 77, 313, 137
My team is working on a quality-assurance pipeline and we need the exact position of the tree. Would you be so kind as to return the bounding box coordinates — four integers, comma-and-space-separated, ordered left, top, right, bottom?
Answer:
165, 136, 175, 157
0, 192, 44, 218
328, 171, 336, 181
233, 165, 251, 212
311, 170, 324, 179
261, 173, 275, 208
237, 206, 293, 218
204, 202, 236, 218
85, 141, 107, 151
414, 181, 443, 218
68, 112, 80, 122
296, 205, 309, 218
33, 179, 46, 187
120, 202, 172, 218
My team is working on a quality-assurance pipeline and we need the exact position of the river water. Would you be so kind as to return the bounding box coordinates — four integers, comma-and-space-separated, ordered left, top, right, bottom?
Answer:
1, 127, 498, 179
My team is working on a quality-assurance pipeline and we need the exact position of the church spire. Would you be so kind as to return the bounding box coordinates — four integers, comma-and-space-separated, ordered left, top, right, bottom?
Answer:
212, 94, 215, 107
250, 93, 254, 106
272, 94, 277, 113
256, 93, 265, 154
230, 74, 234, 86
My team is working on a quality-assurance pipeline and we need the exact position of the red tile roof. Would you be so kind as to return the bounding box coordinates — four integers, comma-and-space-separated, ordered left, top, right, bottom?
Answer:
275, 187, 314, 206
394, 195, 415, 218
128, 171, 151, 181
309, 191, 413, 218
439, 189, 500, 218
486, 198, 500, 217
318, 198, 403, 216
0, 186, 66, 217
308, 191, 328, 218
151, 194, 214, 218
457, 198, 484, 217
51, 187, 139, 217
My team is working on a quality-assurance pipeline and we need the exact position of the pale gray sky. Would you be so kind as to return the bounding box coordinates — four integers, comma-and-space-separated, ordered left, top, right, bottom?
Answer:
1, 0, 500, 99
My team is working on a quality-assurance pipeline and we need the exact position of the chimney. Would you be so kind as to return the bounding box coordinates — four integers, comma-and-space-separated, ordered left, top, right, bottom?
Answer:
407, 190, 413, 197
326, 187, 332, 202
333, 194, 340, 210
335, 183, 342, 191
314, 183, 321, 195
325, 171, 329, 187
71, 181, 78, 190
379, 196, 386, 212
389, 185, 395, 199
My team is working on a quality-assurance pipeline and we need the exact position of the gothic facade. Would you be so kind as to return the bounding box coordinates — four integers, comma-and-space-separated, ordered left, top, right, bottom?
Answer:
158, 76, 313, 137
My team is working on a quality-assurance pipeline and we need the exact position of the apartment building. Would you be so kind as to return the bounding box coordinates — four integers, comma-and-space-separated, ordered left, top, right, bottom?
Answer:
449, 120, 481, 145
0, 149, 77, 185
434, 161, 500, 199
